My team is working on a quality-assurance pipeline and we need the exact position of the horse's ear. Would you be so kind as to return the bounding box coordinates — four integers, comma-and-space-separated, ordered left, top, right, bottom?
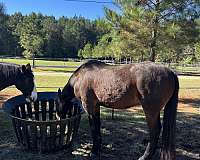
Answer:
26, 63, 31, 71
58, 88, 62, 98
21, 65, 26, 73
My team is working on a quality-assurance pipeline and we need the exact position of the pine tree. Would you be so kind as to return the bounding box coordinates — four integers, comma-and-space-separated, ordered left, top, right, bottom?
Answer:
103, 0, 200, 62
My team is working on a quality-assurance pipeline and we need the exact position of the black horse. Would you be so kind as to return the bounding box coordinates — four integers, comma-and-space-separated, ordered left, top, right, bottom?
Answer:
0, 62, 37, 102
57, 60, 179, 160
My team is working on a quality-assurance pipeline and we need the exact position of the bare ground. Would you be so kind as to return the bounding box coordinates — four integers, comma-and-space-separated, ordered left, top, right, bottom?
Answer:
0, 89, 199, 160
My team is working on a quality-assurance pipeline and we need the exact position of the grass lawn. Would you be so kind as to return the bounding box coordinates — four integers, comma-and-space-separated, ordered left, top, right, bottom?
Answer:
0, 58, 82, 66
34, 74, 69, 92
0, 74, 199, 160
2, 58, 200, 74
0, 58, 83, 72
178, 76, 200, 88
1, 74, 200, 93
35, 67, 77, 73
174, 65, 200, 73
1, 57, 197, 89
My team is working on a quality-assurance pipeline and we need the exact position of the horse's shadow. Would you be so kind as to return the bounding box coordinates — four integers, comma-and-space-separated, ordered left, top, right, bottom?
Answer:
72, 108, 200, 160
179, 98, 200, 108
0, 107, 199, 160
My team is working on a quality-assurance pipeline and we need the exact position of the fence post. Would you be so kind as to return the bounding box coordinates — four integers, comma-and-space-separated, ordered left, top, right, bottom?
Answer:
32, 53, 35, 68
111, 108, 114, 120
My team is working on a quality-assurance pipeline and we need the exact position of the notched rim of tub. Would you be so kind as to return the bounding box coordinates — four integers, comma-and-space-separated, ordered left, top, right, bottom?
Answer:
2, 92, 82, 122
2, 92, 57, 114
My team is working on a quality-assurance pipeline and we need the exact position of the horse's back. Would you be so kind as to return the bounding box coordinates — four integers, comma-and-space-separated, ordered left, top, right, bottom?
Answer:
73, 61, 176, 110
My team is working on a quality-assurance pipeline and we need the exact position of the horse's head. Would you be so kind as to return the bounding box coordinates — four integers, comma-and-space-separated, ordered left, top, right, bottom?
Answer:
15, 63, 37, 102
56, 88, 72, 118
56, 88, 84, 118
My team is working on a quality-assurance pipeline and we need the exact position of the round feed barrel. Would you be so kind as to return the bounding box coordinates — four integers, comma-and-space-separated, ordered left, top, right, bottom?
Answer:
2, 92, 82, 153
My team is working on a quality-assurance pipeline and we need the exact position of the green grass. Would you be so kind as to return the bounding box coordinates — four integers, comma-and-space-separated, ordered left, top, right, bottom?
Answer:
1, 58, 200, 92
35, 67, 77, 73
4, 74, 70, 92
4, 75, 200, 92
178, 76, 200, 88
0, 58, 83, 67
173, 65, 200, 73
34, 75, 200, 91
2, 58, 200, 74
1, 58, 83, 73
34, 74, 70, 92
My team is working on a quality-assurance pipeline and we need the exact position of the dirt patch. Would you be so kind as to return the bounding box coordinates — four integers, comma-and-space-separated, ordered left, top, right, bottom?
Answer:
0, 110, 199, 160
179, 89, 200, 114
0, 89, 199, 160
0, 88, 20, 109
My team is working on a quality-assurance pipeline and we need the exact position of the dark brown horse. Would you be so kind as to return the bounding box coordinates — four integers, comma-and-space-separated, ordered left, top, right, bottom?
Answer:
57, 60, 179, 160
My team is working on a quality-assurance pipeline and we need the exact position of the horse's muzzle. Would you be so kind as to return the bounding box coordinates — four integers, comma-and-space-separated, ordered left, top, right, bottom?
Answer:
30, 91, 38, 101
25, 91, 38, 102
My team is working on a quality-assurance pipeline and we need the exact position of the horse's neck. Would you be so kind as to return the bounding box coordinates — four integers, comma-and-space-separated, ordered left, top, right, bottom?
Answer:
0, 65, 20, 91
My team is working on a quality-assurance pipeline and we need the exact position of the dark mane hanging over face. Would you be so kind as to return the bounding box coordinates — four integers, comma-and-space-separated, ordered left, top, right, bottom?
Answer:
0, 62, 37, 102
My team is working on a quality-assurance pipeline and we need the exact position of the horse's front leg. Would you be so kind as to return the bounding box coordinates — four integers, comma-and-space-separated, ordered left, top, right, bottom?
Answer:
88, 108, 102, 158
139, 111, 161, 160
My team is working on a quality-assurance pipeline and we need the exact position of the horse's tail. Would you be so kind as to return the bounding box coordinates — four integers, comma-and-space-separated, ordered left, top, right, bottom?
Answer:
161, 72, 179, 160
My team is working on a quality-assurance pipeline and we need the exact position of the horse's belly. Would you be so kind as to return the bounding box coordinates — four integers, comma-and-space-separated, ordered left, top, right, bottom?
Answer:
104, 98, 140, 109
96, 87, 140, 109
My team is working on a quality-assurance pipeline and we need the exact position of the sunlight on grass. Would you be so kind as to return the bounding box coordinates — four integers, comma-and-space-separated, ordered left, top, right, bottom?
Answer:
35, 74, 70, 92
175, 66, 200, 73
178, 76, 200, 89
1, 58, 82, 73
34, 67, 76, 73
0, 58, 83, 67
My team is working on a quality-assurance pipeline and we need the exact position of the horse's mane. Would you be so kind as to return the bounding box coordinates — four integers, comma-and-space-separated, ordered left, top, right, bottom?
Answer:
74, 60, 106, 75
0, 62, 21, 88
0, 62, 20, 76
0, 62, 20, 67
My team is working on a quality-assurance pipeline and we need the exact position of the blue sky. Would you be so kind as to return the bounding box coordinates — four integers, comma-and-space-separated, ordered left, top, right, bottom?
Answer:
1, 0, 116, 19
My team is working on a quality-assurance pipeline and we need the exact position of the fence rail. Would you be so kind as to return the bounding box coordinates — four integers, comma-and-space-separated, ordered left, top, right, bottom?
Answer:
1, 56, 200, 75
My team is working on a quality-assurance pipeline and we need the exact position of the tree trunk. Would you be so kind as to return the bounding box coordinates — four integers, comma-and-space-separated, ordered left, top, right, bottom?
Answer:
32, 53, 35, 68
150, 29, 157, 62
149, 0, 160, 62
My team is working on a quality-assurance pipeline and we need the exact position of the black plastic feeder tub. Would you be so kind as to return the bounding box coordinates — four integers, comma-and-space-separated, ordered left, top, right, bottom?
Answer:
3, 92, 82, 153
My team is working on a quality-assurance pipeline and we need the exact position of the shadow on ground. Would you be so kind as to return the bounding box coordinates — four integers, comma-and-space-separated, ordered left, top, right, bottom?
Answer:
38, 68, 75, 73
0, 107, 199, 160
179, 98, 200, 108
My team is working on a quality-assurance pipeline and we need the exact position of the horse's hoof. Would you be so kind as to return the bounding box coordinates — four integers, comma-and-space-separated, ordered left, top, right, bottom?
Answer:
89, 152, 100, 160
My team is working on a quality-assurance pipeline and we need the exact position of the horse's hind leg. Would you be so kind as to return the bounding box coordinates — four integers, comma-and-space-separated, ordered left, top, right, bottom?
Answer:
139, 110, 161, 160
